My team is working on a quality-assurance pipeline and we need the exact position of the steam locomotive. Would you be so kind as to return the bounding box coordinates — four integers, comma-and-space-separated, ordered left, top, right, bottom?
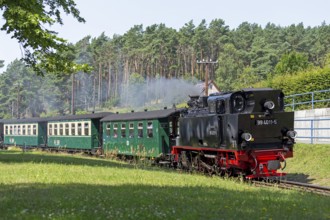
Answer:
0, 88, 296, 179
171, 88, 296, 179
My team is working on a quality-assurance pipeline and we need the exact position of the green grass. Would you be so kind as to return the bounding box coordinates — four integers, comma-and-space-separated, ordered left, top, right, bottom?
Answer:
285, 143, 330, 186
0, 149, 329, 219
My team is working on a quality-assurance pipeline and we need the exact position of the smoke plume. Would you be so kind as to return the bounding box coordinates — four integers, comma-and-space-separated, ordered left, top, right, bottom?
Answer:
119, 77, 201, 109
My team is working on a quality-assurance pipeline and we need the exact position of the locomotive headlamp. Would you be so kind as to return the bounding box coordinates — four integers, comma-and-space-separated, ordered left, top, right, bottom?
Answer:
286, 130, 297, 139
241, 133, 253, 141
264, 100, 275, 110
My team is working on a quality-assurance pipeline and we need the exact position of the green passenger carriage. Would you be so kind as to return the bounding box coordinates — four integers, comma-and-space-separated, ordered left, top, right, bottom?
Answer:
101, 109, 181, 158
46, 112, 111, 153
2, 118, 48, 148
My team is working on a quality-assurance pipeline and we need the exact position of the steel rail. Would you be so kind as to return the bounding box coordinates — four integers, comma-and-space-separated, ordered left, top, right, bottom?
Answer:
251, 179, 330, 196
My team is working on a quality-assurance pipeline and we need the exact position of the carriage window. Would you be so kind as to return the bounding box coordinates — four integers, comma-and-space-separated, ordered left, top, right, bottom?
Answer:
14, 125, 17, 135
48, 124, 52, 136
54, 124, 58, 135
59, 124, 64, 135
27, 125, 31, 135
113, 123, 118, 138
147, 121, 153, 138
71, 123, 75, 136
9, 126, 13, 135
17, 125, 21, 135
106, 123, 111, 136
22, 125, 26, 135
77, 123, 82, 135
65, 123, 69, 136
121, 123, 126, 138
5, 126, 8, 135
84, 122, 89, 136
138, 122, 143, 138
33, 125, 37, 135
129, 123, 134, 138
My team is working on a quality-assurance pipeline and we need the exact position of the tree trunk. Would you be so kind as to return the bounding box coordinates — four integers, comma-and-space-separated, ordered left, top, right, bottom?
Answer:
108, 61, 111, 102
191, 52, 196, 77
93, 75, 96, 112
115, 65, 118, 99
98, 63, 102, 107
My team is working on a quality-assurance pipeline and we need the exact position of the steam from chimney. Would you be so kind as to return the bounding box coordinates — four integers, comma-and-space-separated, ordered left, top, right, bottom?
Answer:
119, 77, 200, 109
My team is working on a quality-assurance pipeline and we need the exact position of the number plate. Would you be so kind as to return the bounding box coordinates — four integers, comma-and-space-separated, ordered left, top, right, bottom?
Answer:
267, 160, 281, 171
255, 119, 278, 126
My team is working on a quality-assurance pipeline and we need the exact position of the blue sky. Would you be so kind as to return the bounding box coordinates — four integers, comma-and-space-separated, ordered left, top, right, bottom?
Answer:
1, 0, 329, 71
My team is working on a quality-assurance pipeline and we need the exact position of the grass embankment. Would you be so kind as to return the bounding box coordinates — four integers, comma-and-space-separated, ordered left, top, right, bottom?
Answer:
0, 149, 329, 219
285, 143, 330, 186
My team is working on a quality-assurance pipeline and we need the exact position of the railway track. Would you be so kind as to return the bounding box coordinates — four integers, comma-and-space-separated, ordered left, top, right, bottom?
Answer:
251, 179, 330, 196
158, 162, 330, 196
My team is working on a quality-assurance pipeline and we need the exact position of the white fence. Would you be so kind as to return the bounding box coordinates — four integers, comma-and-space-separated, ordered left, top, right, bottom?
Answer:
294, 108, 330, 144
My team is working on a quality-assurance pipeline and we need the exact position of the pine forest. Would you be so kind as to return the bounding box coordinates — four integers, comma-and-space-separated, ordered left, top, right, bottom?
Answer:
1, 19, 330, 118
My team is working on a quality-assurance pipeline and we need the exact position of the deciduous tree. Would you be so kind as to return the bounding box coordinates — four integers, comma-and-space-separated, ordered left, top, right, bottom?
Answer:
0, 0, 90, 75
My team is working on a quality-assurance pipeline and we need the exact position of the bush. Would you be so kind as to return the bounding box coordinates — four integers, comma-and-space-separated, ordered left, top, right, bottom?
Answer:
260, 67, 330, 95
254, 66, 330, 109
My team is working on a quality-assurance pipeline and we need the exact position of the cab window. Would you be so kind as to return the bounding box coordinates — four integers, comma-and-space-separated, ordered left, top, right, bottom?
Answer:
216, 100, 226, 114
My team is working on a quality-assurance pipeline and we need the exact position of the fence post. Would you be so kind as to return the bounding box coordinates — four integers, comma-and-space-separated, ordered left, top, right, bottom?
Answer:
292, 97, 295, 111
310, 119, 314, 144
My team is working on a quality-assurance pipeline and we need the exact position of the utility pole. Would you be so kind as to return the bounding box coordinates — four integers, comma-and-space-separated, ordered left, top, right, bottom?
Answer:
197, 59, 218, 96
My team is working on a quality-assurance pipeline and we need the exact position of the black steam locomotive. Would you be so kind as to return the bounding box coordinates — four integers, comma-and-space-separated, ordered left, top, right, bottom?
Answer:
172, 88, 296, 179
